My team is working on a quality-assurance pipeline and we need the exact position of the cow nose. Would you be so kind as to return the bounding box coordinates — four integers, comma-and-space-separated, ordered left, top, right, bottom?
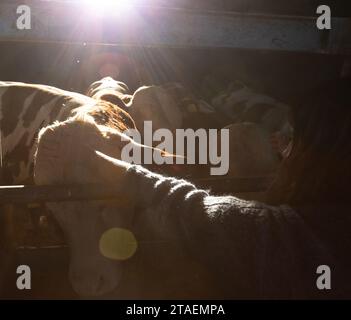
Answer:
69, 268, 117, 297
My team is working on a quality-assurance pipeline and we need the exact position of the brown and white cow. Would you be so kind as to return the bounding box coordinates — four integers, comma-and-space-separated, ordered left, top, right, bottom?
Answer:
210, 80, 293, 134
0, 81, 135, 185
0, 80, 195, 281
209, 80, 294, 160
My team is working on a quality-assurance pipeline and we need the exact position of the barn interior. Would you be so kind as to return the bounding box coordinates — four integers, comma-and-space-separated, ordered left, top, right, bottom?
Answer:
0, 0, 350, 299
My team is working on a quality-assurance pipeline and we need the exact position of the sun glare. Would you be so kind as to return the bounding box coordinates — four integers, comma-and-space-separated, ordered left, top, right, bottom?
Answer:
81, 0, 136, 17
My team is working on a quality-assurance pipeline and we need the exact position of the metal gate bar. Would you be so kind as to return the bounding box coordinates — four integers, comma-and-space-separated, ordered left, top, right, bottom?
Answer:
0, 1, 350, 54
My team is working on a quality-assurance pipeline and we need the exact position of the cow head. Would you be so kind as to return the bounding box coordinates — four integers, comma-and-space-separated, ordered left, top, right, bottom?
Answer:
128, 85, 183, 134
86, 77, 132, 110
86, 77, 130, 97
34, 118, 137, 297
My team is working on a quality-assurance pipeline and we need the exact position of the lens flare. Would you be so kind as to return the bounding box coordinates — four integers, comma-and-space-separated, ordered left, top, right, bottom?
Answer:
81, 0, 136, 17
99, 227, 138, 260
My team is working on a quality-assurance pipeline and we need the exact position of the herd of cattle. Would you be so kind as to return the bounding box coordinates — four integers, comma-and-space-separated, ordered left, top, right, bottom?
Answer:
0, 76, 293, 298
0, 76, 292, 185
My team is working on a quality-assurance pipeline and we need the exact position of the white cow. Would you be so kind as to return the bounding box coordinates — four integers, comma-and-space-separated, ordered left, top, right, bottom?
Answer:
211, 80, 293, 134
34, 117, 217, 298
